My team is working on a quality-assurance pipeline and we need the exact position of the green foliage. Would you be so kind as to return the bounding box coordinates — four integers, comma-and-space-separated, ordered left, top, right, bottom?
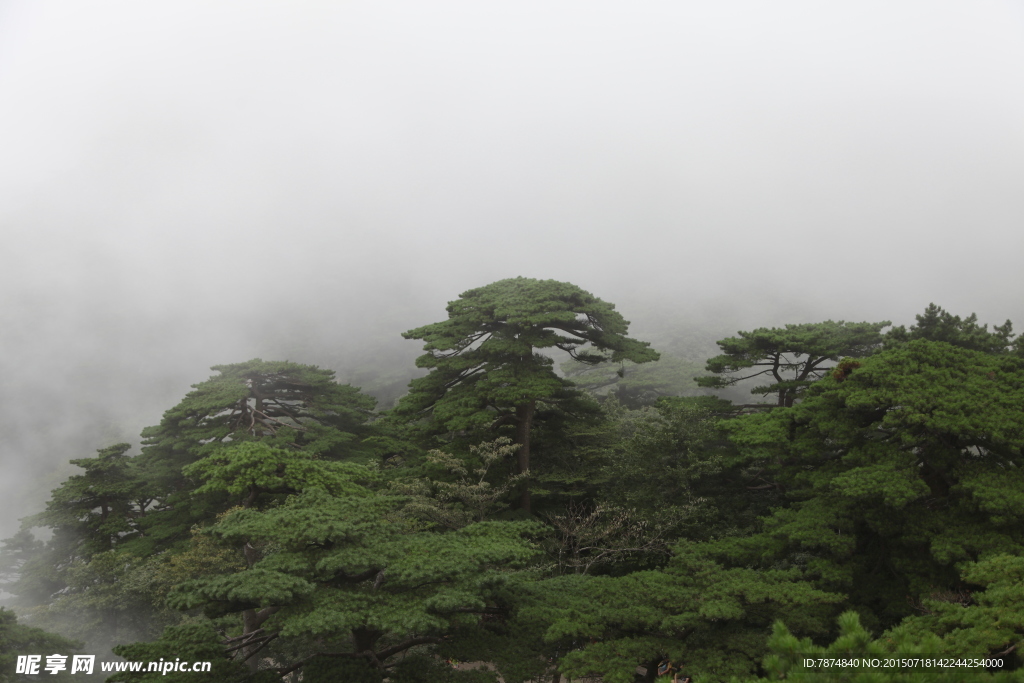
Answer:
1, 446, 173, 653
0, 529, 60, 609
0, 608, 81, 683
885, 554, 1024, 664
138, 358, 375, 470
151, 445, 543, 676
393, 438, 528, 530
183, 442, 375, 505
885, 303, 1016, 355
130, 359, 375, 551
529, 396, 739, 576
697, 320, 890, 407
599, 397, 724, 515
110, 622, 262, 682
117, 524, 247, 609
714, 339, 1024, 632
0, 359, 379, 668
746, 610, 1024, 682
395, 277, 659, 514
1, 444, 147, 623
8, 300, 1024, 683
397, 276, 658, 428
34, 550, 170, 649
513, 388, 612, 507
524, 549, 842, 682
28, 443, 141, 555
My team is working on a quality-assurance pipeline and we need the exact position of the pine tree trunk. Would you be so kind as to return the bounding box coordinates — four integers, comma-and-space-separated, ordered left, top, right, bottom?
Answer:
241, 609, 262, 672
515, 400, 535, 514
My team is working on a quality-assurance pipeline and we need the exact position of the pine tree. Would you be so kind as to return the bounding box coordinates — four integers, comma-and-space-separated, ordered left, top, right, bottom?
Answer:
30, 443, 142, 556
144, 440, 541, 677
0, 608, 82, 683
396, 278, 659, 512
885, 303, 1016, 354
133, 359, 375, 551
697, 320, 889, 407
715, 339, 1024, 634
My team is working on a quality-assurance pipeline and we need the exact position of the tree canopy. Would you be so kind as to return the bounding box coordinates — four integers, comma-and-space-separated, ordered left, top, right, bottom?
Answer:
696, 320, 890, 407
885, 302, 1019, 355
155, 441, 541, 678
4, 297, 1024, 683
131, 359, 376, 551
396, 277, 659, 511
0, 608, 81, 683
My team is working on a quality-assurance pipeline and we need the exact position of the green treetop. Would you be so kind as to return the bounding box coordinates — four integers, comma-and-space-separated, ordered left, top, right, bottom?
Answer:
132, 359, 376, 551
396, 277, 659, 512
885, 303, 1017, 355
28, 443, 141, 557
750, 610, 1024, 682
713, 339, 1024, 637
0, 362, 378, 658
140, 359, 375, 468
696, 320, 889, 407
0, 444, 153, 651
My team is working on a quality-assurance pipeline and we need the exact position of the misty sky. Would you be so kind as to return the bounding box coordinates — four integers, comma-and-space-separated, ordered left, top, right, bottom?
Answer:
1, 1, 1023, 537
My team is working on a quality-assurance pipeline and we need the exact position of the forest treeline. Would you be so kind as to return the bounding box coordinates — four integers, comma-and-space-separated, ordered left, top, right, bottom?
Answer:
2, 278, 1024, 683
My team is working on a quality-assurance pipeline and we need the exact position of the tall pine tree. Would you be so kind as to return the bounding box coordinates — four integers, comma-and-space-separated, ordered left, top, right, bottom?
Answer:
396, 277, 659, 512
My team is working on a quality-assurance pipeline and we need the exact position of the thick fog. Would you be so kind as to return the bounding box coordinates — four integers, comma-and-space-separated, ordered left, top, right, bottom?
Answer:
1, 1, 1023, 538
